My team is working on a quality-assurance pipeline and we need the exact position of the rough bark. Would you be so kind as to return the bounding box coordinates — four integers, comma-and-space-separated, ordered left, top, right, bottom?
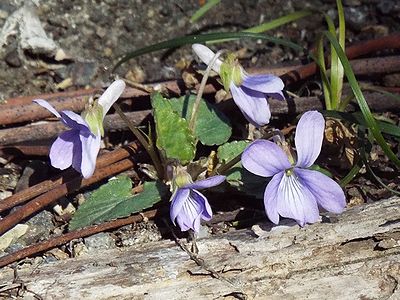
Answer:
0, 197, 399, 300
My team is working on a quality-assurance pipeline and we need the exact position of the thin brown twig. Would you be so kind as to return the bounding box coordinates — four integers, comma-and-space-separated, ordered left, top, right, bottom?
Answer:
0, 110, 151, 145
2, 90, 399, 145
0, 209, 159, 268
0, 158, 136, 236
0, 143, 138, 213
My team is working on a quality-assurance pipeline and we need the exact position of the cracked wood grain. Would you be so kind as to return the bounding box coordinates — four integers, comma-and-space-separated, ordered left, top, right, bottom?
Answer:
0, 196, 399, 299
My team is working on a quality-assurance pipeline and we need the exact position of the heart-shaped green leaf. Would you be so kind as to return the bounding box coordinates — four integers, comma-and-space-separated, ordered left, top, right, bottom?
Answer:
69, 177, 167, 230
170, 94, 232, 146
151, 93, 196, 164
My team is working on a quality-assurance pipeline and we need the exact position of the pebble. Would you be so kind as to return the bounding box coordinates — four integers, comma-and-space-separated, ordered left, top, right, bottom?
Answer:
84, 232, 115, 250
344, 6, 369, 31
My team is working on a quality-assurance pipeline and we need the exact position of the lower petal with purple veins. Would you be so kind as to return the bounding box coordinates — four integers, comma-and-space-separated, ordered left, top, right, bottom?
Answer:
276, 171, 320, 226
263, 171, 284, 224
49, 129, 80, 170
295, 168, 346, 214
170, 188, 191, 224
230, 83, 271, 127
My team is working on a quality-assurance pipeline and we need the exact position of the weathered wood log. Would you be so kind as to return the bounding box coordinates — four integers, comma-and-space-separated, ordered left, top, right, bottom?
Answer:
0, 197, 399, 299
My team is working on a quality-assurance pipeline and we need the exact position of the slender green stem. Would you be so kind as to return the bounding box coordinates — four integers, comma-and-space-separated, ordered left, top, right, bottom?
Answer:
212, 152, 242, 176
189, 49, 224, 131
113, 103, 164, 179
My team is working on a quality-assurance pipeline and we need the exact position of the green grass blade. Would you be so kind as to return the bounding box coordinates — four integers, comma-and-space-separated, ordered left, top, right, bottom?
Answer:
190, 0, 221, 23
335, 0, 345, 107
324, 31, 400, 168
324, 13, 340, 109
245, 11, 312, 33
113, 32, 304, 71
317, 35, 332, 109
339, 157, 363, 187
208, 10, 313, 44
323, 110, 400, 139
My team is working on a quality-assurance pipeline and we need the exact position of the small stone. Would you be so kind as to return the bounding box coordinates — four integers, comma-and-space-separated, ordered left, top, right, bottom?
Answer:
5, 50, 21, 68
84, 232, 115, 250
71, 61, 98, 87
377, 0, 396, 14
344, 7, 369, 31
18, 210, 54, 245
123, 17, 136, 32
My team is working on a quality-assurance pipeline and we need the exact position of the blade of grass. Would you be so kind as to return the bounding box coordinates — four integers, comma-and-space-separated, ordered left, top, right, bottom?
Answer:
113, 32, 304, 71
208, 10, 313, 44
245, 11, 312, 33
317, 35, 332, 109
190, 0, 221, 23
339, 157, 363, 187
324, 13, 340, 109
324, 31, 400, 168
332, 0, 345, 108
323, 110, 400, 139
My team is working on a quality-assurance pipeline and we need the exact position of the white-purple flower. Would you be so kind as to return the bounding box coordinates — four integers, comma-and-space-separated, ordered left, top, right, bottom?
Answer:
192, 43, 285, 127
241, 111, 346, 226
170, 174, 226, 232
34, 80, 126, 178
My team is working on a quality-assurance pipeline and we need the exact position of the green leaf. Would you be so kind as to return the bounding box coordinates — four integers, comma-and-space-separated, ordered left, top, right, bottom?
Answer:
190, 0, 221, 23
324, 31, 400, 168
217, 140, 249, 163
151, 93, 196, 164
169, 94, 231, 146
113, 32, 304, 71
69, 177, 167, 230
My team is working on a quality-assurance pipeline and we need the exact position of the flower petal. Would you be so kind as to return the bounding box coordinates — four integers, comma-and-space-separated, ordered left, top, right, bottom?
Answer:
295, 111, 325, 168
60, 111, 90, 131
49, 129, 80, 170
263, 171, 284, 224
276, 171, 320, 226
33, 99, 61, 118
185, 175, 226, 190
230, 84, 271, 127
174, 189, 210, 232
267, 91, 285, 101
170, 188, 190, 224
242, 139, 291, 177
98, 80, 126, 118
192, 190, 213, 221
242, 74, 284, 94
74, 131, 101, 178
192, 44, 222, 73
295, 168, 346, 214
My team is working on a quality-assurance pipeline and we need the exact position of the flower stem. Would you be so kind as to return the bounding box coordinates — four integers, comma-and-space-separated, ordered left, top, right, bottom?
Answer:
189, 50, 224, 131
113, 103, 164, 179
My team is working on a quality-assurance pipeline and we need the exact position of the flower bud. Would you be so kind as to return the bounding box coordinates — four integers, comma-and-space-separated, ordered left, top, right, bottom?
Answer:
82, 98, 104, 136
219, 53, 243, 91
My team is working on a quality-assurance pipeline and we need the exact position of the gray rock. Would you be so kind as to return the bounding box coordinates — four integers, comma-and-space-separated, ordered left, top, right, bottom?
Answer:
344, 6, 369, 31
4, 50, 21, 67
84, 232, 115, 250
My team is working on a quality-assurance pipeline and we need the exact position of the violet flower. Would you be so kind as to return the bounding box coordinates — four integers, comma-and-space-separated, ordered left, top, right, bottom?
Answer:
192, 43, 285, 127
170, 167, 225, 232
34, 80, 126, 178
241, 111, 346, 226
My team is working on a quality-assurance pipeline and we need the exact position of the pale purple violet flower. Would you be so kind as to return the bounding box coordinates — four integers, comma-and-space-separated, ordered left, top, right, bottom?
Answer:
34, 80, 126, 178
241, 111, 346, 226
192, 43, 285, 127
170, 175, 226, 232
